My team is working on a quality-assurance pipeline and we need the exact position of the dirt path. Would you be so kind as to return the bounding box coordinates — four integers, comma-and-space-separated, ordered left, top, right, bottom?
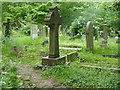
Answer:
17, 64, 65, 88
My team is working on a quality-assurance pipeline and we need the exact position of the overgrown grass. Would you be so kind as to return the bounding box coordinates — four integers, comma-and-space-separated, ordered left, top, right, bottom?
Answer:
78, 51, 118, 68
2, 32, 119, 88
60, 35, 118, 54
42, 65, 119, 88
0, 57, 24, 88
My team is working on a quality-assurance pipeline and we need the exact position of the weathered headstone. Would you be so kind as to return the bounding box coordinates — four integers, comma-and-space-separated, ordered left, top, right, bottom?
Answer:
100, 24, 109, 48
30, 24, 38, 39
86, 21, 93, 51
38, 25, 47, 37
42, 6, 66, 66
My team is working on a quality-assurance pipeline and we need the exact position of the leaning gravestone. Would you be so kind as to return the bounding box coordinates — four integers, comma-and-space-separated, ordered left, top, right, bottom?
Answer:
100, 24, 109, 48
30, 24, 38, 39
86, 21, 93, 51
42, 6, 66, 66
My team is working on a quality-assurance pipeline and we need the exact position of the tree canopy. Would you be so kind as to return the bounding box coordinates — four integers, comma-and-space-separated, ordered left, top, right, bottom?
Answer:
2, 2, 119, 36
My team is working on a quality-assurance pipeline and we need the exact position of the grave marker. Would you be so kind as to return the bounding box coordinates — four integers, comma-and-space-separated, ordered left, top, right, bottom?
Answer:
100, 24, 109, 48
30, 24, 38, 39
86, 21, 93, 51
38, 25, 47, 37
42, 6, 66, 66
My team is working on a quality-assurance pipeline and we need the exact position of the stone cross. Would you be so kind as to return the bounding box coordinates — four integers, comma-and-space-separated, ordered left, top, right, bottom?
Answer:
44, 6, 61, 58
42, 6, 65, 66
86, 21, 93, 51
100, 24, 109, 48
30, 24, 38, 39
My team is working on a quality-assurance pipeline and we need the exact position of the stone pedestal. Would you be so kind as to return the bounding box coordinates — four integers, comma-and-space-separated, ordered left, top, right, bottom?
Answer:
42, 56, 66, 66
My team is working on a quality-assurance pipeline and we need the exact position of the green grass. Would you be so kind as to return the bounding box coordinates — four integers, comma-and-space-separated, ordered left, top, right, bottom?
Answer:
0, 56, 24, 88
2, 31, 119, 88
42, 65, 119, 88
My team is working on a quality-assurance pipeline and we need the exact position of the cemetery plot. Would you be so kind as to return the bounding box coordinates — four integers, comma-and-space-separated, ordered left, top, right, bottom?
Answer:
2, 3, 119, 88
2, 26, 119, 88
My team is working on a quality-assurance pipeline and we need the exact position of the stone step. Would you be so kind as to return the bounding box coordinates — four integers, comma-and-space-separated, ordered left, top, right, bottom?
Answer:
102, 54, 119, 58
61, 45, 82, 48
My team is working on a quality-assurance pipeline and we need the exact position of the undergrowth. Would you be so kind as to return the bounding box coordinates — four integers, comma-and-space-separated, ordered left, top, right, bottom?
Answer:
2, 32, 119, 88
42, 65, 119, 88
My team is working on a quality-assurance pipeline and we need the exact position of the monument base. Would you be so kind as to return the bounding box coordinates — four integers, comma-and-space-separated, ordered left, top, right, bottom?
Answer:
42, 56, 66, 66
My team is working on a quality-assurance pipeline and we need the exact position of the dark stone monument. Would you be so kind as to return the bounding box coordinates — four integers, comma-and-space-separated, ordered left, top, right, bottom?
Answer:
42, 6, 66, 66
86, 21, 93, 51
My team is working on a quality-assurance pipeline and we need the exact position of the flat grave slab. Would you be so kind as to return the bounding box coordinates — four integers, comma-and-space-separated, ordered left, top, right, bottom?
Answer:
101, 54, 119, 58
82, 65, 120, 73
59, 47, 82, 51
62, 43, 82, 46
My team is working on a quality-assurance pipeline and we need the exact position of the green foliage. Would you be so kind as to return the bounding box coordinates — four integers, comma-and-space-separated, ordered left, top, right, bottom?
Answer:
42, 65, 119, 88
2, 2, 118, 36
2, 31, 119, 88
70, 2, 117, 37
58, 2, 86, 26
2, 2, 54, 34
0, 59, 23, 88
